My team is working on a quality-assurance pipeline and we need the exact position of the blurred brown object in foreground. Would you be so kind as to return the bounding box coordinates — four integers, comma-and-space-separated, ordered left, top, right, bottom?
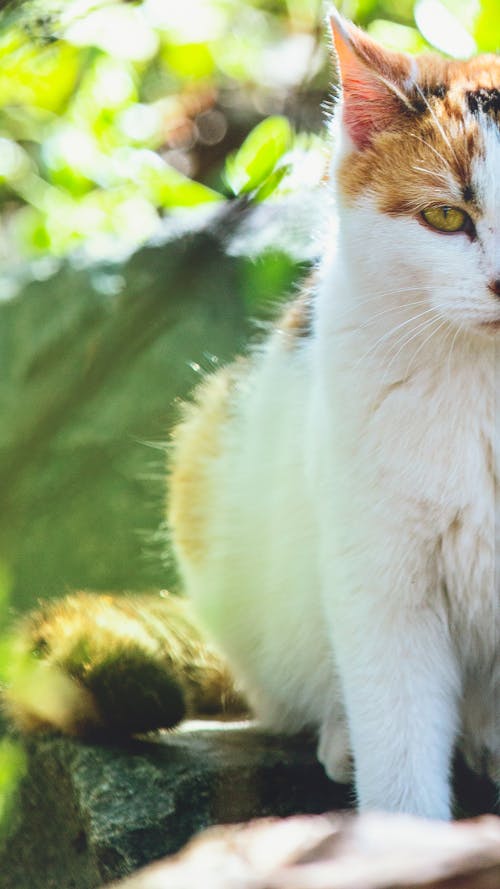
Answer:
105, 810, 500, 889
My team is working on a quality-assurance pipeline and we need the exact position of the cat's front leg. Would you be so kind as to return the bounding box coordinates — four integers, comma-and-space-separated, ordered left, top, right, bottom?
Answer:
321, 542, 460, 819
317, 696, 353, 784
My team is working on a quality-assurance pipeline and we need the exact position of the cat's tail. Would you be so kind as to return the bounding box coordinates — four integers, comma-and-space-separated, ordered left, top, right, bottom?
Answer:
3, 591, 247, 738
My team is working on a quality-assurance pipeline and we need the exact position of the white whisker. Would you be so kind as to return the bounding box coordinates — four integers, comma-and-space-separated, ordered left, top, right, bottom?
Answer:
367, 315, 443, 410
359, 300, 429, 328
408, 133, 451, 169
335, 286, 434, 328
412, 165, 452, 183
353, 308, 438, 371
377, 315, 442, 389
403, 318, 449, 379
332, 286, 437, 330
445, 323, 464, 386
413, 84, 458, 162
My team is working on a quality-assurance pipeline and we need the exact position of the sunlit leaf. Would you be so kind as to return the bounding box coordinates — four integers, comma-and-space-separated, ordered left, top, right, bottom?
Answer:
438, 0, 480, 32
214, 33, 264, 83
373, 0, 416, 25
71, 56, 137, 125
285, 0, 323, 28
14, 207, 51, 254
367, 19, 428, 52
0, 138, 31, 184
0, 31, 80, 112
253, 164, 291, 202
65, 6, 158, 62
151, 164, 224, 208
108, 147, 224, 207
118, 103, 161, 145
41, 125, 102, 193
266, 132, 327, 198
351, 0, 380, 24
0, 739, 26, 839
143, 0, 226, 42
163, 43, 214, 79
474, 0, 500, 51
225, 116, 293, 197
414, 0, 477, 56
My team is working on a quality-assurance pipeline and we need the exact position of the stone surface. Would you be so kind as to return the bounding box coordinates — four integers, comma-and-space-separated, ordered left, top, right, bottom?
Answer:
1, 718, 498, 888
104, 811, 500, 889
1, 720, 350, 889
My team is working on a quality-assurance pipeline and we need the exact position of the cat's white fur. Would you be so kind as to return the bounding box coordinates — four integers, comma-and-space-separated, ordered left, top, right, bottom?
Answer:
172, 30, 500, 819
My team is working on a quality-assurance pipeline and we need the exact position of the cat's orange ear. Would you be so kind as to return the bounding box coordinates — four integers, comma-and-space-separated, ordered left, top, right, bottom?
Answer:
329, 11, 414, 150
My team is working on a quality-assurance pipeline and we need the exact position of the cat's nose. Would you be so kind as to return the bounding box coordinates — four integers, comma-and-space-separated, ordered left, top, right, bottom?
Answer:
488, 280, 500, 297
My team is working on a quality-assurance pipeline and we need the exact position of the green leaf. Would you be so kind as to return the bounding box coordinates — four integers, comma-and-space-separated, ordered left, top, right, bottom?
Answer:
0, 563, 11, 618
414, 0, 477, 56
144, 161, 224, 208
163, 43, 214, 79
0, 31, 81, 113
224, 116, 293, 197
367, 19, 428, 53
253, 164, 291, 202
475, 0, 500, 51
0, 739, 26, 837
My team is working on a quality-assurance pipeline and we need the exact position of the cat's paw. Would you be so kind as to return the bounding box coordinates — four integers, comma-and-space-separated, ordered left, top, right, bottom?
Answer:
317, 713, 353, 784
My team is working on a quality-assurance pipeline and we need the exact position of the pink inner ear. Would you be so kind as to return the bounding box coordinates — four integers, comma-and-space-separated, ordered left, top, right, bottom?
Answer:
342, 71, 402, 150
330, 15, 409, 151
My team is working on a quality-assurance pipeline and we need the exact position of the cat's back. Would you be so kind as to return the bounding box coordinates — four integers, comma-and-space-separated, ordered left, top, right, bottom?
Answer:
168, 295, 332, 731
169, 360, 246, 570
169, 295, 314, 571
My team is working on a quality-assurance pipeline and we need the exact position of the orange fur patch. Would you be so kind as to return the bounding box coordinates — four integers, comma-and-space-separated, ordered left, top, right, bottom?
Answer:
278, 285, 314, 343
338, 54, 500, 218
169, 364, 245, 565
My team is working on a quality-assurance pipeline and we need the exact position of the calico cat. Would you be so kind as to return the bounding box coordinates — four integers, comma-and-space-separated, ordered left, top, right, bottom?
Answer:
169, 13, 500, 819
7, 12, 500, 820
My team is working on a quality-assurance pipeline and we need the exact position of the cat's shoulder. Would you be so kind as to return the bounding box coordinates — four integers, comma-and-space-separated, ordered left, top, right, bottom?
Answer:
169, 358, 248, 564
169, 279, 315, 564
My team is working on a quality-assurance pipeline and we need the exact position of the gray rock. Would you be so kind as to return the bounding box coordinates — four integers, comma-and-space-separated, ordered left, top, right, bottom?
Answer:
1, 720, 351, 889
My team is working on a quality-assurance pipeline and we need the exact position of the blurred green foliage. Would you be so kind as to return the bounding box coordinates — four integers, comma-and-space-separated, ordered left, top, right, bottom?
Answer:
0, 565, 27, 845
0, 739, 26, 842
225, 116, 293, 198
0, 0, 496, 264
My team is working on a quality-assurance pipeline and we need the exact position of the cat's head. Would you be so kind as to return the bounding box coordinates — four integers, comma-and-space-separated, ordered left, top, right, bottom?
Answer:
329, 10, 500, 334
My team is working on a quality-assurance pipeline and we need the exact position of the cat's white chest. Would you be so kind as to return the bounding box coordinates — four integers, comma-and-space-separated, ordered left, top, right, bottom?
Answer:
326, 336, 498, 627
368, 356, 498, 652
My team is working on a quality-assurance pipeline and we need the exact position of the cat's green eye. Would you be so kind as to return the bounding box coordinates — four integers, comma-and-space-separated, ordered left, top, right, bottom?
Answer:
421, 206, 469, 233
